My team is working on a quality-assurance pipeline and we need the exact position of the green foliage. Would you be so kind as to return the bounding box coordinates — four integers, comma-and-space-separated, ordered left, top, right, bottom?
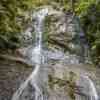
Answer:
74, 0, 96, 15
0, 0, 33, 33
80, 2, 100, 65
65, 0, 100, 65
0, 0, 33, 48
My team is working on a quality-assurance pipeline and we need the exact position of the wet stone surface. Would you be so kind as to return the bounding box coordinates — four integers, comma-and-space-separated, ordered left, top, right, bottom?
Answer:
0, 57, 100, 100
0, 58, 33, 100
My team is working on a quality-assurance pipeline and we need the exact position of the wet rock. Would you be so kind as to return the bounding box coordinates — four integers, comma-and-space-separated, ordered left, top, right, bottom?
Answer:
0, 59, 32, 100
47, 62, 99, 100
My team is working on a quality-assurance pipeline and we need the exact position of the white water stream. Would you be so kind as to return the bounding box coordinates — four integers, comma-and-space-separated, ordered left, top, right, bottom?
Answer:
12, 8, 49, 100
12, 7, 98, 100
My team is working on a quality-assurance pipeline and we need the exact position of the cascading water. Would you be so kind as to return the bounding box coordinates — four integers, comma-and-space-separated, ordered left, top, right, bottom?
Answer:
84, 76, 98, 100
76, 74, 98, 100
11, 7, 99, 100
12, 8, 49, 100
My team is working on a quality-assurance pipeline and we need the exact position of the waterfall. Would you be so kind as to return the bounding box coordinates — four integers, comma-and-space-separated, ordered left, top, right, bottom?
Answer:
11, 8, 49, 100
11, 7, 99, 100
83, 76, 98, 100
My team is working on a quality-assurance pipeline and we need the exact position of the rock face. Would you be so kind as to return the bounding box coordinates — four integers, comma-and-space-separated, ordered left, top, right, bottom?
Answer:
0, 57, 33, 100
10, 6, 99, 100
19, 6, 91, 64
45, 12, 91, 63
47, 63, 97, 100
0, 53, 100, 100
